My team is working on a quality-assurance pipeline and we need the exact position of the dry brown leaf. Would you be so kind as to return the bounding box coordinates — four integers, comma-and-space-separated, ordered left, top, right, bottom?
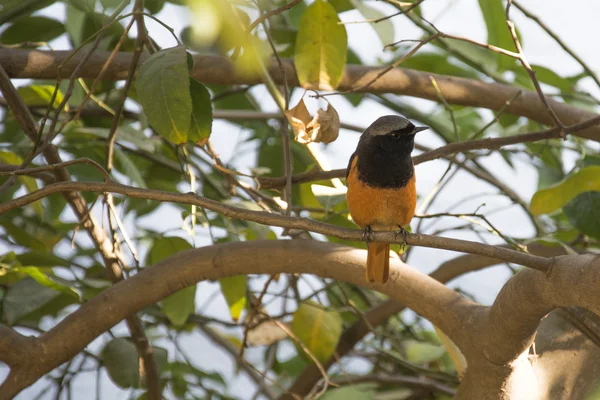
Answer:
246, 319, 288, 346
306, 103, 340, 144
284, 98, 312, 142
285, 99, 340, 144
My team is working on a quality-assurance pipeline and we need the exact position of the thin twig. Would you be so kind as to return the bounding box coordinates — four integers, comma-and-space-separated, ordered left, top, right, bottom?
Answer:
257, 115, 600, 189
0, 158, 111, 182
343, 0, 425, 25
506, 0, 563, 132
0, 179, 555, 272
512, 0, 600, 92
106, 0, 148, 171
247, 0, 303, 32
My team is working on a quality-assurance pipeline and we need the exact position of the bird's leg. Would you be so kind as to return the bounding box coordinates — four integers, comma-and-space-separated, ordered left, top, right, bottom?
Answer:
362, 225, 374, 242
395, 225, 409, 253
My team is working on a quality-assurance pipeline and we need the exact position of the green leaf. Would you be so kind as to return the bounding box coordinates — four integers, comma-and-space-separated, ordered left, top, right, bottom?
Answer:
326, 282, 369, 324
101, 338, 168, 388
101, 0, 122, 8
398, 53, 480, 79
1, 221, 47, 251
478, 0, 517, 70
15, 251, 70, 268
149, 237, 197, 325
530, 64, 573, 92
290, 301, 342, 364
329, 0, 353, 13
320, 384, 377, 400
0, 150, 44, 217
0, 16, 65, 44
443, 40, 499, 73
404, 339, 447, 365
294, 0, 348, 90
14, 267, 79, 300
114, 149, 147, 188
65, 6, 123, 48
137, 46, 192, 144
564, 192, 600, 240
148, 236, 193, 265
219, 275, 247, 322
353, 1, 394, 47
17, 85, 64, 109
2, 277, 64, 325
71, 125, 158, 152
530, 166, 600, 215
145, 0, 166, 14
145, 239, 196, 324
311, 184, 347, 211
0, 0, 57, 25
163, 285, 196, 326
188, 78, 213, 143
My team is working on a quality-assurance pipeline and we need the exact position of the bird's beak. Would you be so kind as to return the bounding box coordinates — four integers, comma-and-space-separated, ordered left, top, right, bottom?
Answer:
413, 126, 429, 134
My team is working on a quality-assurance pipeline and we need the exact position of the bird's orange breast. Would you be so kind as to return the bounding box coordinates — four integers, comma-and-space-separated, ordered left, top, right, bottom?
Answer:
346, 156, 416, 230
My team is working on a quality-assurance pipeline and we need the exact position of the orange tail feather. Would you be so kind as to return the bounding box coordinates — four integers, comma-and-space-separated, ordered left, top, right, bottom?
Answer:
367, 242, 390, 283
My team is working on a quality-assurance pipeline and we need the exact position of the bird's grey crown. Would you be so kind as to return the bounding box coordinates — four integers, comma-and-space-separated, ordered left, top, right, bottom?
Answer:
365, 115, 412, 136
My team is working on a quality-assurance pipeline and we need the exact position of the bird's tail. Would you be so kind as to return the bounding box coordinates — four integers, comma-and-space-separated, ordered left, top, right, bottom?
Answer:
366, 242, 390, 283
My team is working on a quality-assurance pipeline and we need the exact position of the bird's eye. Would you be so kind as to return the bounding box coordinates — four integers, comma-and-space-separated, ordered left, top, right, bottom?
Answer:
391, 131, 401, 139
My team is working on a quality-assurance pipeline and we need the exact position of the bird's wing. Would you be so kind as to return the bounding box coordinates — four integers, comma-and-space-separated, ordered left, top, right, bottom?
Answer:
346, 152, 357, 180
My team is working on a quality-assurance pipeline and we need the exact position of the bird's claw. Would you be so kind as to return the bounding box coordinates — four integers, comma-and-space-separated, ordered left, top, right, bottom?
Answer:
362, 225, 374, 242
395, 226, 409, 242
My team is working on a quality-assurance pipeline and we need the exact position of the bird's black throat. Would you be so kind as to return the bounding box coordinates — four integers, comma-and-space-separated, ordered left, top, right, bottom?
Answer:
354, 133, 415, 189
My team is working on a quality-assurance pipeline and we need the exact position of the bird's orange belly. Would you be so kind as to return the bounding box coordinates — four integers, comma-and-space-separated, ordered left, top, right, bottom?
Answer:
346, 159, 416, 230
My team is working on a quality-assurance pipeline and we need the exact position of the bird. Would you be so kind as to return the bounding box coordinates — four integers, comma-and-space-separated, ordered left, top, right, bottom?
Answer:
345, 115, 428, 283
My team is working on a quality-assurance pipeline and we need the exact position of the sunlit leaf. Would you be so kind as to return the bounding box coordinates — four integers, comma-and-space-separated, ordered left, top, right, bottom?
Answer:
404, 339, 447, 365
219, 275, 247, 322
290, 301, 342, 363
530, 166, 600, 215
17, 85, 64, 109
137, 45, 192, 144
295, 0, 348, 90
13, 266, 79, 300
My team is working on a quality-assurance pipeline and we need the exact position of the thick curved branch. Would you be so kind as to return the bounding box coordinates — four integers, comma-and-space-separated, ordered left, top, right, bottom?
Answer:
258, 115, 600, 189
0, 240, 476, 398
2, 49, 599, 141
284, 241, 578, 398
474, 254, 600, 364
0, 179, 553, 271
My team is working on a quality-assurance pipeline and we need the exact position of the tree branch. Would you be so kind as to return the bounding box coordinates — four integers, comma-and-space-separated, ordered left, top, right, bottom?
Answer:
2, 49, 599, 141
284, 241, 578, 398
0, 179, 553, 271
0, 240, 475, 398
0, 63, 161, 399
257, 115, 600, 189
477, 254, 600, 365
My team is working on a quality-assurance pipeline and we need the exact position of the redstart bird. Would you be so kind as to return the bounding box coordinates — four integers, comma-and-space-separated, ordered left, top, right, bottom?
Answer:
346, 116, 427, 283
